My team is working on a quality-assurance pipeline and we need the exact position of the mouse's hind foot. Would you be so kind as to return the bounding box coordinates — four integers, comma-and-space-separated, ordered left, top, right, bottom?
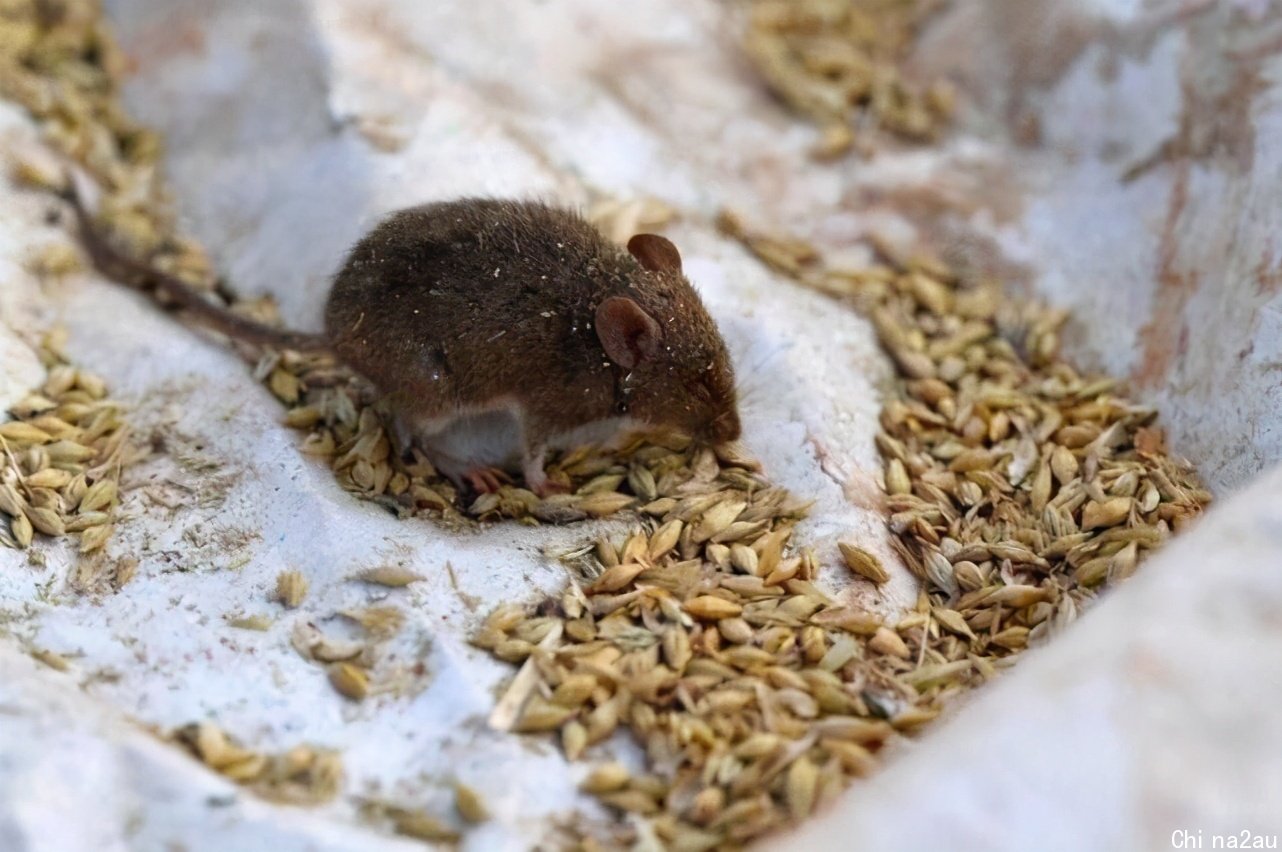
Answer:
521, 445, 570, 498
463, 466, 508, 494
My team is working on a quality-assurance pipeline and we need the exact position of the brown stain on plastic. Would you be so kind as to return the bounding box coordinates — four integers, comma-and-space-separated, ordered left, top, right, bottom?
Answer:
1133, 162, 1192, 390
1131, 12, 1282, 388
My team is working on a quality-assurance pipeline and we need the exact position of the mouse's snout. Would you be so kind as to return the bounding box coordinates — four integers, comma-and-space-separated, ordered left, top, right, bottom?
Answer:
704, 407, 742, 444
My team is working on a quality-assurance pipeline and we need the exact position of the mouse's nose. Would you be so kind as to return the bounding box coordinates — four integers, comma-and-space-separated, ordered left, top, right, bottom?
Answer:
707, 409, 741, 444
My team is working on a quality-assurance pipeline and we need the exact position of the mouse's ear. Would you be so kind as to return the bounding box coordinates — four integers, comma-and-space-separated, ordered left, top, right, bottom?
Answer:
627, 234, 682, 274
596, 296, 661, 369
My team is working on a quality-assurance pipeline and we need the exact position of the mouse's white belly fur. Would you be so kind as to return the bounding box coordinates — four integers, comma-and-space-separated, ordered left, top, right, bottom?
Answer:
411, 401, 638, 479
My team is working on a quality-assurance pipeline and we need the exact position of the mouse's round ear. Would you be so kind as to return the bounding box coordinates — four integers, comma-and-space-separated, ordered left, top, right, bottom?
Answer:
596, 296, 662, 369
627, 234, 682, 274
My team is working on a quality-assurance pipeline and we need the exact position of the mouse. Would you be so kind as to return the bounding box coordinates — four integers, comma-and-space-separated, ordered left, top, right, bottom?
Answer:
65, 186, 743, 497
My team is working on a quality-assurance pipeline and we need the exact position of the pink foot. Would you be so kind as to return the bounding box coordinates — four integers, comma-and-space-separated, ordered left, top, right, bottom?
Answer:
464, 467, 507, 494
531, 478, 570, 498
521, 445, 566, 498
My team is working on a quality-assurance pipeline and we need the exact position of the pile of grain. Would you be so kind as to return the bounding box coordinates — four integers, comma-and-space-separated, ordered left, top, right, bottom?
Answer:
0, 329, 132, 565
742, 0, 955, 156
472, 215, 1209, 848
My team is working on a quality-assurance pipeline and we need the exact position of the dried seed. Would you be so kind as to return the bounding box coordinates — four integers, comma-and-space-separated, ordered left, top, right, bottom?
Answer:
551, 674, 598, 708
729, 543, 760, 575
0, 422, 52, 445
901, 660, 971, 691
0, 484, 27, 517
341, 606, 404, 638
953, 560, 986, 591
453, 782, 489, 823
392, 812, 459, 843
785, 756, 818, 821
25, 467, 72, 489
1051, 445, 1078, 483
562, 720, 588, 760
810, 607, 880, 635
227, 614, 274, 631
578, 492, 636, 517
514, 696, 576, 733
868, 627, 911, 659
1107, 541, 1140, 583
838, 542, 888, 584
662, 626, 693, 671
78, 478, 118, 512
328, 663, 369, 701
588, 562, 647, 593
275, 570, 308, 608
10, 512, 33, 548
932, 607, 975, 641
353, 566, 423, 587
580, 762, 630, 794
44, 440, 95, 463
692, 501, 747, 543
923, 550, 958, 596
598, 790, 659, 815
78, 522, 113, 553
31, 648, 70, 671
25, 506, 64, 537
683, 596, 742, 621
819, 635, 861, 671
1081, 497, 1131, 530
649, 519, 683, 560
717, 617, 754, 645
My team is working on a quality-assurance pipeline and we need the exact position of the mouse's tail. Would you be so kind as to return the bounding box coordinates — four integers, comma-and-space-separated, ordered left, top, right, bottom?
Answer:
61, 177, 330, 354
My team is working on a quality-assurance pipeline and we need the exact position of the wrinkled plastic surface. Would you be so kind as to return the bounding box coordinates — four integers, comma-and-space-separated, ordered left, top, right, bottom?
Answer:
1, 0, 1280, 849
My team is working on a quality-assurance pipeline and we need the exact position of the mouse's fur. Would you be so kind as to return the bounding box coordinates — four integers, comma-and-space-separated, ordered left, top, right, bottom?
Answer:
69, 190, 741, 496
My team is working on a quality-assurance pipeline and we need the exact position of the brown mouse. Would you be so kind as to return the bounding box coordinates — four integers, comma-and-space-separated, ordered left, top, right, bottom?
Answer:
66, 188, 742, 496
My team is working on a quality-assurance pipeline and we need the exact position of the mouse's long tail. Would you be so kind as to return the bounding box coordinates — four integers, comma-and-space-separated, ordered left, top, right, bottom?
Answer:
62, 182, 330, 353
